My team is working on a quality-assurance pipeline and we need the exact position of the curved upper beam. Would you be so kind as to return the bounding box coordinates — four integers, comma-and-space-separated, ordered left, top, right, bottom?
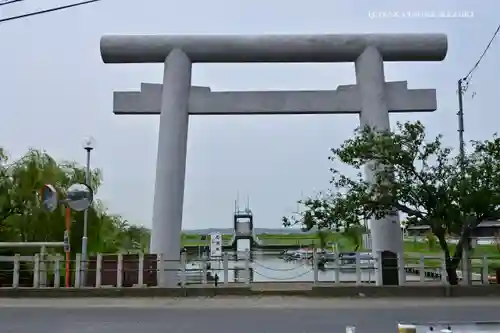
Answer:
100, 33, 448, 64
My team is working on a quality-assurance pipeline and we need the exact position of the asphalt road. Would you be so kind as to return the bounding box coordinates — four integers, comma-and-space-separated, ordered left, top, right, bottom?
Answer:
1, 298, 500, 333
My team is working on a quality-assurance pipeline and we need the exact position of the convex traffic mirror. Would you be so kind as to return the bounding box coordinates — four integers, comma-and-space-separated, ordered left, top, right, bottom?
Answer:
66, 183, 94, 211
40, 184, 58, 212
40, 183, 94, 212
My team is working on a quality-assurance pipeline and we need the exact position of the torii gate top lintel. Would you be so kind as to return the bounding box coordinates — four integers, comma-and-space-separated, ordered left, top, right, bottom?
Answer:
100, 33, 448, 64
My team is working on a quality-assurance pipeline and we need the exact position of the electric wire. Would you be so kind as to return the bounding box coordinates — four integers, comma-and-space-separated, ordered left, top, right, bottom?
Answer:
461, 23, 500, 92
252, 259, 309, 271
0, 0, 102, 23
0, 0, 24, 7
253, 268, 313, 281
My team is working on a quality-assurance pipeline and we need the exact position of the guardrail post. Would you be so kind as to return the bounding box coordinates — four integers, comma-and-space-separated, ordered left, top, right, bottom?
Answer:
96, 253, 102, 288
202, 257, 208, 284
419, 254, 425, 284
398, 324, 417, 333
223, 252, 229, 285
75, 253, 81, 288
482, 254, 489, 285
39, 246, 47, 287
441, 253, 448, 285
180, 251, 186, 286
117, 253, 123, 288
346, 326, 356, 333
33, 254, 40, 288
397, 252, 405, 286
375, 251, 382, 286
12, 254, 20, 288
157, 253, 164, 286
355, 252, 361, 285
138, 252, 144, 287
462, 245, 471, 285
334, 253, 340, 284
54, 254, 61, 288
313, 250, 318, 284
245, 249, 251, 285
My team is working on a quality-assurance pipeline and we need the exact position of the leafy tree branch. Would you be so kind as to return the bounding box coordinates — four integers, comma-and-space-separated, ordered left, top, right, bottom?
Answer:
284, 121, 500, 285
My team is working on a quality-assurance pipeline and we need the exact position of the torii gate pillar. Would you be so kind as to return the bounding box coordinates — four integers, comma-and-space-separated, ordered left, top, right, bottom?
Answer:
150, 50, 192, 287
101, 33, 447, 286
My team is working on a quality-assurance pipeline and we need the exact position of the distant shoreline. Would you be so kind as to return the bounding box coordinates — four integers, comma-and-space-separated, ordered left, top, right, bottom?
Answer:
182, 228, 312, 235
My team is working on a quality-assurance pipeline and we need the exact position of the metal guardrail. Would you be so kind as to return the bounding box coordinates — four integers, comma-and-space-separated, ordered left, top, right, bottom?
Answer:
0, 251, 498, 288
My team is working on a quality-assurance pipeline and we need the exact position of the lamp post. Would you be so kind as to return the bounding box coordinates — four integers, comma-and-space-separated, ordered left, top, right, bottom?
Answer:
81, 137, 95, 286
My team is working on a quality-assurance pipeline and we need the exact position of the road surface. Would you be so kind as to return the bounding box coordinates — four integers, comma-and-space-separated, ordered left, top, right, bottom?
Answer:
1, 297, 500, 333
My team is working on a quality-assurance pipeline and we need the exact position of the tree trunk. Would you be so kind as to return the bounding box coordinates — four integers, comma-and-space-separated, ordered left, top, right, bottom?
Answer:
434, 228, 459, 285
445, 259, 459, 285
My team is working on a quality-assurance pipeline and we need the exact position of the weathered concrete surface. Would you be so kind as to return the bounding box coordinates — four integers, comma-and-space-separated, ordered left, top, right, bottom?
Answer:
311, 285, 500, 297
113, 81, 437, 115
1, 285, 499, 298
100, 33, 448, 63
0, 286, 252, 298
1, 298, 499, 333
2, 297, 500, 308
150, 50, 192, 287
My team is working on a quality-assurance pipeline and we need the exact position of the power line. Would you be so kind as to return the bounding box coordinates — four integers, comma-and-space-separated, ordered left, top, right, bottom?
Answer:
462, 23, 500, 86
457, 21, 500, 170
0, 0, 102, 23
0, 0, 24, 7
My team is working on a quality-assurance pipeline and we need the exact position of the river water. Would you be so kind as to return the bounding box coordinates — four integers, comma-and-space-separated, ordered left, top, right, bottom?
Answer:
188, 251, 424, 283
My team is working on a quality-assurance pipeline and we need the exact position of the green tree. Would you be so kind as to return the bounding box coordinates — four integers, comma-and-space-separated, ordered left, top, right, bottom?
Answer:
283, 195, 363, 251
425, 231, 437, 251
316, 229, 328, 249
0, 147, 150, 256
342, 225, 364, 251
284, 121, 500, 285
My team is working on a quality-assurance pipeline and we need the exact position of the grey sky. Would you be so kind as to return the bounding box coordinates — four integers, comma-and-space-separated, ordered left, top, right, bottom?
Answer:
0, 0, 498, 230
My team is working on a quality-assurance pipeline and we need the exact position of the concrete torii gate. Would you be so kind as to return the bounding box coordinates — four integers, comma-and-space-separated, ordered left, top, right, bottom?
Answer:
101, 33, 447, 286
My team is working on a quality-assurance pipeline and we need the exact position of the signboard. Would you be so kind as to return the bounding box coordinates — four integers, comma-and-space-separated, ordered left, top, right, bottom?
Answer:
210, 232, 222, 257
63, 230, 70, 253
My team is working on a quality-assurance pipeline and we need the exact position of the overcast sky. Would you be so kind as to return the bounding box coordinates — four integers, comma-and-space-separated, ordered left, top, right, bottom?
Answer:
0, 0, 498, 230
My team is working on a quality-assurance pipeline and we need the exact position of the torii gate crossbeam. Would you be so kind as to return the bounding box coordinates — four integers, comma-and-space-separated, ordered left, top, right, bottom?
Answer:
113, 81, 436, 115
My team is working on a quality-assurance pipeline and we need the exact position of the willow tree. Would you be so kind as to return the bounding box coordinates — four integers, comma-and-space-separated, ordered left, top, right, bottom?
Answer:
284, 121, 500, 285
0, 147, 150, 256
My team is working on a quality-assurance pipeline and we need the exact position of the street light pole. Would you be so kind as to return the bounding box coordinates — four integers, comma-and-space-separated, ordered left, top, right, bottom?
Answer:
81, 137, 95, 286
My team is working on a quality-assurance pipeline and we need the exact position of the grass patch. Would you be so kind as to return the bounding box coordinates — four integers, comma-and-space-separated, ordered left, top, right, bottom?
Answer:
403, 241, 500, 274
403, 239, 499, 255
179, 232, 360, 248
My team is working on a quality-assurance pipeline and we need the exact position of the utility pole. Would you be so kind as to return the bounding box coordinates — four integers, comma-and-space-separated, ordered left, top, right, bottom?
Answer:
458, 78, 465, 172
457, 78, 471, 285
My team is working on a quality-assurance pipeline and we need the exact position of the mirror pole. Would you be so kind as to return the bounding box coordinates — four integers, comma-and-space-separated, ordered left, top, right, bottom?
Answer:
65, 206, 71, 288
